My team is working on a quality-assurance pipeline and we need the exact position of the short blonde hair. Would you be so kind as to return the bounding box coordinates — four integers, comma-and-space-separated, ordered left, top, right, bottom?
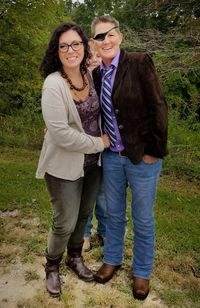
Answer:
91, 15, 120, 37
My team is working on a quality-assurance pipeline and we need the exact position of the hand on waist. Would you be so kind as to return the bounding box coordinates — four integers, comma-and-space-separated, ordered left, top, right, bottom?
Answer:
143, 155, 158, 164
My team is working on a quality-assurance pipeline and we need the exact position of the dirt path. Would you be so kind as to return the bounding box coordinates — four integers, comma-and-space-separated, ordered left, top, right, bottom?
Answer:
0, 257, 44, 308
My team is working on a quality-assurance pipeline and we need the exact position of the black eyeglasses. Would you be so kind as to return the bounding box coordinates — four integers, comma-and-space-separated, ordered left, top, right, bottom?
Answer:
93, 26, 118, 41
59, 41, 83, 52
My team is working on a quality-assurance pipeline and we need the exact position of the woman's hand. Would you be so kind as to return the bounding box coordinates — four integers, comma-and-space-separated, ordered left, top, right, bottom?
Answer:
143, 155, 158, 164
101, 134, 110, 148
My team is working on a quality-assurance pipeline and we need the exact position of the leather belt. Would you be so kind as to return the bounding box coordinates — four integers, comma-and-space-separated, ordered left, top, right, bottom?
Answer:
107, 149, 127, 157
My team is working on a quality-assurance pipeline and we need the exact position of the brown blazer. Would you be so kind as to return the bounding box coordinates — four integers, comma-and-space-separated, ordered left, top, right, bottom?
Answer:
92, 49, 168, 164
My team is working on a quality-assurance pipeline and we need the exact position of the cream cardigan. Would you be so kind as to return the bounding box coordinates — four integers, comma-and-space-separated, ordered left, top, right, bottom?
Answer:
36, 71, 104, 180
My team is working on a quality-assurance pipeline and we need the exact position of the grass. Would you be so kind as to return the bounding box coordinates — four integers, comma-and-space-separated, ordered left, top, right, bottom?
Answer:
24, 270, 40, 282
0, 111, 44, 150
154, 177, 200, 307
0, 147, 51, 228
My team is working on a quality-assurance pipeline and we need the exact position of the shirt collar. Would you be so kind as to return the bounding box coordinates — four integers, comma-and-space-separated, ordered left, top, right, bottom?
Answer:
100, 49, 121, 75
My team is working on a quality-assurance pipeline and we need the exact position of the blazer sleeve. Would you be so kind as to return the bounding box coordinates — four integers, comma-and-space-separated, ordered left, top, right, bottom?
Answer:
139, 54, 168, 158
41, 78, 104, 154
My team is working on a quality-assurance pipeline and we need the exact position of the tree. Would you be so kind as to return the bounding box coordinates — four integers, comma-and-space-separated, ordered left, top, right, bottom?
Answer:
148, 0, 200, 32
68, 0, 117, 36
68, 0, 200, 34
0, 0, 68, 113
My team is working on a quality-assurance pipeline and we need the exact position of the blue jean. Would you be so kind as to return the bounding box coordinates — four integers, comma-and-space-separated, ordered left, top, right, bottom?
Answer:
84, 178, 107, 238
102, 150, 162, 279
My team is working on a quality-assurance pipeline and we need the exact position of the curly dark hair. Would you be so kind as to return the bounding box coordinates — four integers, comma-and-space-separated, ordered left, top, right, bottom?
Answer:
40, 22, 90, 78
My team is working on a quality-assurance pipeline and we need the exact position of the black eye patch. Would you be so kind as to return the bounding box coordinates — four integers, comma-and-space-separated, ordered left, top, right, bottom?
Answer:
93, 26, 118, 41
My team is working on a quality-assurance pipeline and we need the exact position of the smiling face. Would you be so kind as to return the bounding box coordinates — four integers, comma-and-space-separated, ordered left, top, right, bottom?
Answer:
58, 29, 84, 72
93, 22, 122, 67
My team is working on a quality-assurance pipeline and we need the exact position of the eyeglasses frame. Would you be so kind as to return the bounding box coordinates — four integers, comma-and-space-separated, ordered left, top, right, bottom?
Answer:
59, 41, 83, 52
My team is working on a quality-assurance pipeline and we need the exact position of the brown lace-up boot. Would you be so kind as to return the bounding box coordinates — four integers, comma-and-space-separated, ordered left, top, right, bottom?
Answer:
45, 256, 62, 297
66, 246, 94, 282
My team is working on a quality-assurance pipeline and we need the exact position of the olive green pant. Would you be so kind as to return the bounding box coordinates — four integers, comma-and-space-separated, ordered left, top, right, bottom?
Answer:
44, 165, 101, 260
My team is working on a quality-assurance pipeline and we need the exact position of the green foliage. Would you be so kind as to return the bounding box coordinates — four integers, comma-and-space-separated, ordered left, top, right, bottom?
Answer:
157, 50, 200, 127
67, 0, 117, 36
68, 0, 152, 36
113, 0, 153, 31
69, 0, 200, 34
148, 0, 200, 32
163, 70, 200, 121
0, 0, 68, 114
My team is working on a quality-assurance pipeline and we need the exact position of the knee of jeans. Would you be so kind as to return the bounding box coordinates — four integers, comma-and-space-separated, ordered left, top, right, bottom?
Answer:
108, 213, 126, 225
132, 207, 154, 221
134, 219, 155, 235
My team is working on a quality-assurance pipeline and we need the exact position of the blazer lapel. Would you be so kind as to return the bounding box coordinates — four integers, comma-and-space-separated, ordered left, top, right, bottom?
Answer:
92, 67, 102, 98
112, 49, 129, 96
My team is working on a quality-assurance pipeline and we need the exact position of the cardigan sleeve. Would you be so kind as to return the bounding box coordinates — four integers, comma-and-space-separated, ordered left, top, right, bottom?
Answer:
41, 77, 104, 154
139, 54, 168, 158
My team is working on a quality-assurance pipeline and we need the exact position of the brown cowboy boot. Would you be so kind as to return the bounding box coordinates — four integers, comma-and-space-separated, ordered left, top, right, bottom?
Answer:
45, 256, 62, 297
132, 277, 150, 300
94, 263, 121, 283
66, 246, 94, 282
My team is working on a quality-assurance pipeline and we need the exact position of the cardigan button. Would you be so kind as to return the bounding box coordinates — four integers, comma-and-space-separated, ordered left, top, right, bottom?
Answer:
115, 109, 120, 114
118, 124, 124, 130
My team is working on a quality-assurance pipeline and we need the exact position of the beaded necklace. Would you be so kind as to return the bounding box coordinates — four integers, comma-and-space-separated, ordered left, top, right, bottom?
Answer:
60, 68, 88, 91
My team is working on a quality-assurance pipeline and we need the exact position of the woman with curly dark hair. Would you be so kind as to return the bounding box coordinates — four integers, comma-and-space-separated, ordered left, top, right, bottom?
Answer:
36, 22, 110, 297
